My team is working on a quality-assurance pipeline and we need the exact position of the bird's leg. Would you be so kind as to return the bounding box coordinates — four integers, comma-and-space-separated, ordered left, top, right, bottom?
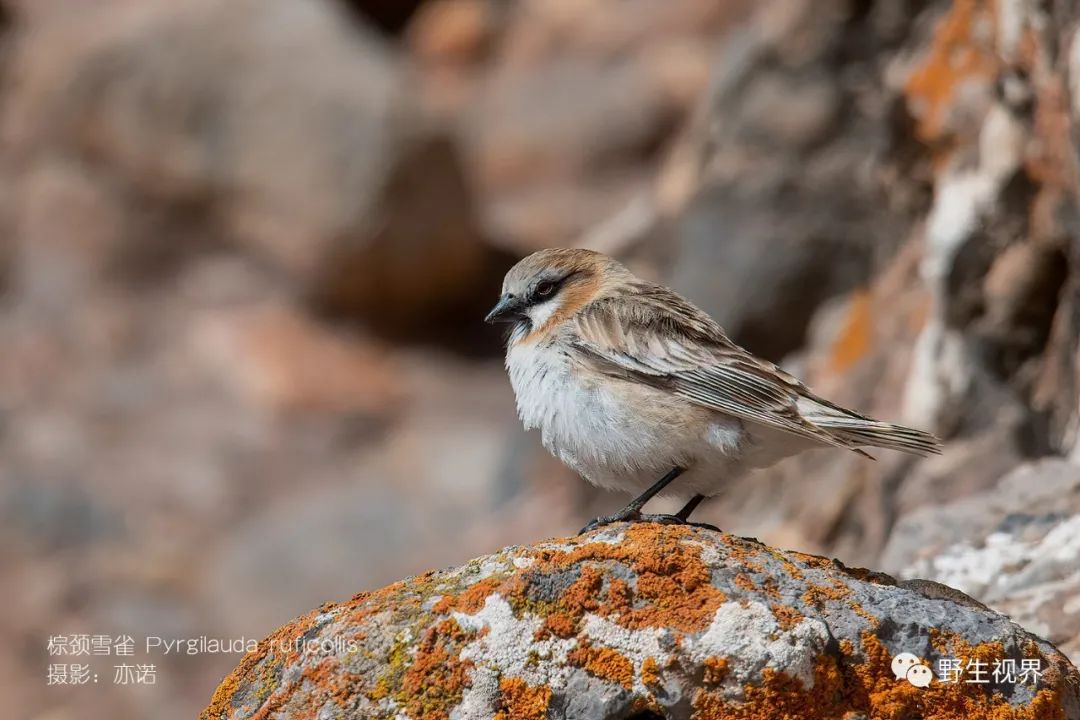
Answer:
580, 467, 685, 534
675, 494, 705, 520
623, 466, 684, 514
674, 493, 721, 532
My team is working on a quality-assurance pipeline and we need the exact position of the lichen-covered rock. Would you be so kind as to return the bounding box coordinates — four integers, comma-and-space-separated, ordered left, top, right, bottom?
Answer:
884, 459, 1080, 665
657, 0, 1080, 568
202, 524, 1080, 720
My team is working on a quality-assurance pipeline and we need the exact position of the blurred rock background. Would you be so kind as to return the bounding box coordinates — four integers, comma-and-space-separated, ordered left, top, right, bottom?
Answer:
0, 1, 1077, 718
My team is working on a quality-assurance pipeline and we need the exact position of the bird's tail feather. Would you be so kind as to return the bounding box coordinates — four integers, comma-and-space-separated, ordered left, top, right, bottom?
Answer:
808, 416, 942, 456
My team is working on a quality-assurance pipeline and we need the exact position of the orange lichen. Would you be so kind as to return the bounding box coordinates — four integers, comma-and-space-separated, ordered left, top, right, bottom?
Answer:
733, 572, 756, 593
801, 578, 852, 608
691, 631, 1066, 720
799, 574, 874, 622
929, 628, 1069, 695
760, 576, 781, 599
550, 565, 605, 616
693, 657, 847, 720
768, 549, 805, 580
493, 677, 551, 720
703, 656, 729, 685
579, 525, 729, 632
502, 524, 729, 634
299, 657, 366, 712
720, 533, 765, 573
431, 576, 502, 614
850, 632, 1065, 720
641, 656, 662, 687
629, 696, 668, 718
828, 290, 873, 374
771, 604, 804, 632
517, 565, 605, 639
538, 611, 577, 639
400, 619, 475, 720
929, 627, 1019, 666
905, 0, 1000, 145
202, 661, 248, 720
201, 607, 326, 720
602, 577, 634, 615
202, 525, 1075, 720
568, 642, 634, 690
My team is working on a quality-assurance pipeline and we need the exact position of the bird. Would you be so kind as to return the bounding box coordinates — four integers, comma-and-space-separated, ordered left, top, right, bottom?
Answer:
485, 248, 942, 533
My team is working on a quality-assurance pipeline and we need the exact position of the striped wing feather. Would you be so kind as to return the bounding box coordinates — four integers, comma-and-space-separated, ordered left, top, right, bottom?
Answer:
569, 284, 939, 457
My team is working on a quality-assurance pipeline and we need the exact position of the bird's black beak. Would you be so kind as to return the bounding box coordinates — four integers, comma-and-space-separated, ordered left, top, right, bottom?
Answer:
484, 293, 525, 324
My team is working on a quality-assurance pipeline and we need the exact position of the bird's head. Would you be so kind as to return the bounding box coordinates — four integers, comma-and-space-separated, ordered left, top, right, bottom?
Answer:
485, 248, 630, 341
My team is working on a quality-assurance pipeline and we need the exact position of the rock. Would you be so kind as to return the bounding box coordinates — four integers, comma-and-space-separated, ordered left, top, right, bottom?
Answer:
435, 0, 745, 252
202, 524, 1079, 720
883, 459, 1080, 665
406, 0, 498, 66
191, 302, 402, 417
674, 0, 1080, 566
3, 0, 497, 340
885, 0, 1077, 452
664, 0, 907, 363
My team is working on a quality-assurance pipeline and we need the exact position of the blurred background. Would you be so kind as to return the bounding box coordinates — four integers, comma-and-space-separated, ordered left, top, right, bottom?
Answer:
1, 0, 1079, 718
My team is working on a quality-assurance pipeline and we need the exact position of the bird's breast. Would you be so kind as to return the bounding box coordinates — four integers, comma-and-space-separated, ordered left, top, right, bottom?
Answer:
505, 340, 738, 485
506, 340, 584, 440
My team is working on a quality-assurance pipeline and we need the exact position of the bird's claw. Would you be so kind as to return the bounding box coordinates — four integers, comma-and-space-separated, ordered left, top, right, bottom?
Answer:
685, 521, 721, 532
579, 509, 640, 534
579, 511, 717, 534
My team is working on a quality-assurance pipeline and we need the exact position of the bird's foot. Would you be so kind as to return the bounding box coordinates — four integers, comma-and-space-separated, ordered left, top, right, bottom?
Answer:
579, 510, 712, 534
685, 521, 722, 532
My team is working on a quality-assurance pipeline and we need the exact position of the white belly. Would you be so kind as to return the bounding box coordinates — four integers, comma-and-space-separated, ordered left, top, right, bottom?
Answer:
506, 340, 753, 498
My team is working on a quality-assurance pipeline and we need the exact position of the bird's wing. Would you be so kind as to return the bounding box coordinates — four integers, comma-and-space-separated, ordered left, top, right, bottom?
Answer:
568, 286, 869, 454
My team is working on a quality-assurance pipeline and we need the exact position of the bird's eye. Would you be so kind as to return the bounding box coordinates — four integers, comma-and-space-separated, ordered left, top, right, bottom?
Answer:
535, 281, 556, 298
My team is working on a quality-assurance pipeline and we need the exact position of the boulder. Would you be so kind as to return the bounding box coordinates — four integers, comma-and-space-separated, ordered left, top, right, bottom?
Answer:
671, 0, 1080, 564
2, 0, 497, 338
202, 523, 1079, 720
884, 459, 1080, 665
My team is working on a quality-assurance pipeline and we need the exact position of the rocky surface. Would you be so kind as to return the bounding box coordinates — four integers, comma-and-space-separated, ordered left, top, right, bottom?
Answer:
203, 524, 1080, 720
662, 0, 1080, 572
884, 459, 1080, 665
2, 0, 505, 339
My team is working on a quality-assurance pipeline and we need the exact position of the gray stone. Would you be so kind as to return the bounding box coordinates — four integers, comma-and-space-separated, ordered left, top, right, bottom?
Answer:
885, 459, 1080, 664
203, 524, 1080, 720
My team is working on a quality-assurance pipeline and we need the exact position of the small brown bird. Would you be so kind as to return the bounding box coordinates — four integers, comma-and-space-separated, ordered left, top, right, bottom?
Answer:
485, 248, 941, 532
